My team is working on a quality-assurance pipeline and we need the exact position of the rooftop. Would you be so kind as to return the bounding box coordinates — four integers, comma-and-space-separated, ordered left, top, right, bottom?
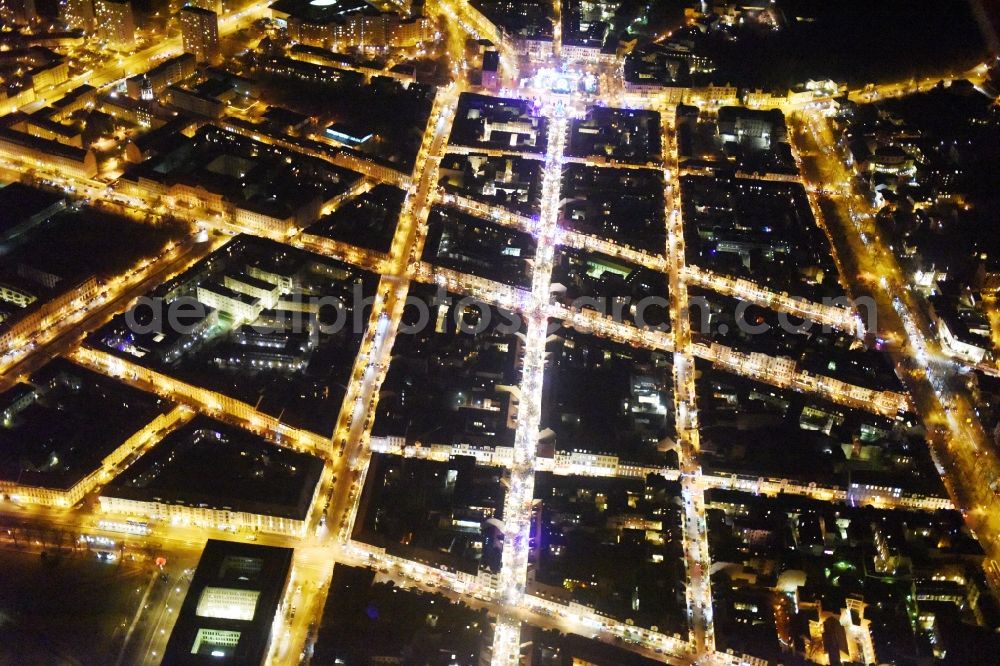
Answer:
0, 358, 169, 490
103, 416, 324, 520
372, 284, 524, 448
541, 325, 673, 463
305, 184, 404, 254
423, 205, 537, 289
559, 163, 666, 254
162, 539, 293, 664
354, 453, 506, 575
88, 234, 378, 436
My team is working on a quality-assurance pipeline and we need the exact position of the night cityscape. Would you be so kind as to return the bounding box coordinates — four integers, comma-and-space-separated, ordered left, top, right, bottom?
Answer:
2, 0, 1000, 664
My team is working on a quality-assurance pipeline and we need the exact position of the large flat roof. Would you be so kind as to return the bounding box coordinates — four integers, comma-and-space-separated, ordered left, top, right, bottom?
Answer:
163, 539, 293, 664
0, 358, 169, 490
102, 415, 324, 520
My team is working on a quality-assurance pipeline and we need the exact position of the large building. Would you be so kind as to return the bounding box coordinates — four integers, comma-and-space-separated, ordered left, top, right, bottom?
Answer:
162, 539, 294, 664
180, 4, 219, 62
94, 0, 136, 49
98, 416, 325, 536
0, 359, 173, 506
0, 0, 37, 24
125, 53, 197, 99
117, 124, 347, 236
270, 0, 432, 50
0, 127, 98, 178
0, 47, 69, 93
62, 0, 95, 30
716, 106, 788, 151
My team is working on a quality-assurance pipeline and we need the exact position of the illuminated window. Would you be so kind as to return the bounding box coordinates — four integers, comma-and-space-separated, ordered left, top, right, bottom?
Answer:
191, 628, 241, 656
196, 587, 260, 621
219, 555, 263, 580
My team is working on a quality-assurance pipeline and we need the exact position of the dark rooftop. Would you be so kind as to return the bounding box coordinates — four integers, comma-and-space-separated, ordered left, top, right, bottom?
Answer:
0, 358, 170, 490
162, 539, 293, 665
103, 415, 324, 521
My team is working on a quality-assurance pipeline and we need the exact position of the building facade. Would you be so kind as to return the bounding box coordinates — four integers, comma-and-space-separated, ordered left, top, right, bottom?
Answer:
179, 5, 219, 63
94, 0, 136, 49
